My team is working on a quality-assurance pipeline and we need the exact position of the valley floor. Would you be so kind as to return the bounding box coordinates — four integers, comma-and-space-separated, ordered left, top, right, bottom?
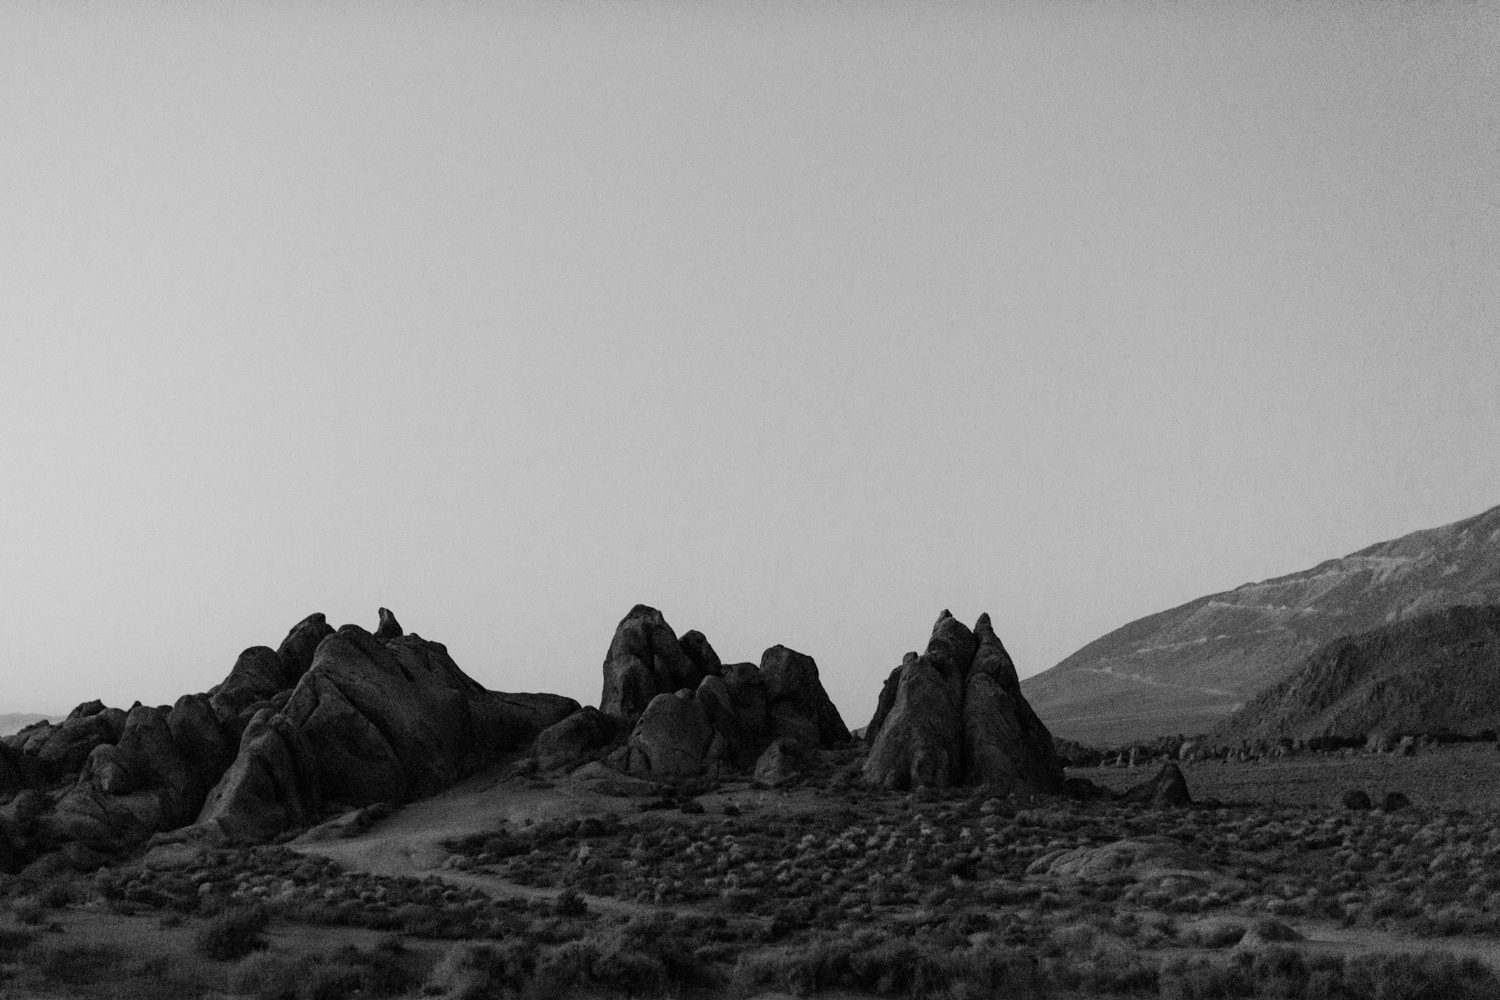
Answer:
6, 746, 1500, 998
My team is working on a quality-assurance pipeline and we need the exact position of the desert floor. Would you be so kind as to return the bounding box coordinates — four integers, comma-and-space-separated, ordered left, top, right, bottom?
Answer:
6, 746, 1500, 998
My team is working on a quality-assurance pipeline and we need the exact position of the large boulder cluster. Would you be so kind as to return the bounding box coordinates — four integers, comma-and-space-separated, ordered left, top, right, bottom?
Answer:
863, 610, 1065, 793
0, 610, 576, 870
536, 604, 852, 783
1, 599, 1181, 876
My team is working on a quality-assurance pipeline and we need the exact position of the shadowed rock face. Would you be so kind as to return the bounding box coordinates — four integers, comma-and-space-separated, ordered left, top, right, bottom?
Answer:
599, 605, 702, 722
864, 611, 1064, 794
965, 614, 1061, 788
0, 613, 342, 866
197, 708, 321, 844
1121, 762, 1193, 808
761, 645, 852, 749
592, 607, 850, 781
209, 647, 290, 728
865, 658, 911, 745
197, 621, 578, 842
616, 690, 716, 780
754, 738, 814, 788
276, 612, 336, 687
679, 630, 722, 679
0, 609, 579, 867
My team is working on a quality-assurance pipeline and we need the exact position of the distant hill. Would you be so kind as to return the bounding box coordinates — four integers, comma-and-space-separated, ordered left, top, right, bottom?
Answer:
0, 713, 55, 737
1215, 604, 1500, 743
1021, 503, 1500, 745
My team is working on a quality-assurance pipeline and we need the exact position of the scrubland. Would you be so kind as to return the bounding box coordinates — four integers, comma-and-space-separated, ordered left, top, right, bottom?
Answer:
6, 749, 1500, 999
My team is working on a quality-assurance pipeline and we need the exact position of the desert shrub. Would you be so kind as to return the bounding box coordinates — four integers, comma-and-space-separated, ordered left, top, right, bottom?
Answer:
27, 943, 126, 987
11, 898, 46, 924
230, 952, 305, 1000
423, 942, 500, 999
1160, 957, 1256, 1000
1056, 947, 1159, 995
1189, 923, 1246, 948
552, 888, 587, 917
1343, 949, 1500, 1000
35, 880, 75, 909
0, 927, 37, 959
734, 933, 1043, 998
8, 942, 204, 1000
196, 904, 270, 960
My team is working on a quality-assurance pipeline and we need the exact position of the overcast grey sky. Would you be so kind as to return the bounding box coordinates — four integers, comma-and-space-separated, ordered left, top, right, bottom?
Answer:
2, 2, 1496, 727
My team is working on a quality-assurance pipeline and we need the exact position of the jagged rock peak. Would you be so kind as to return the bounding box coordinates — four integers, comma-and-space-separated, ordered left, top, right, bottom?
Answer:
599, 605, 701, 721
376, 607, 403, 639
277, 613, 334, 684
863, 611, 1064, 795
592, 606, 851, 782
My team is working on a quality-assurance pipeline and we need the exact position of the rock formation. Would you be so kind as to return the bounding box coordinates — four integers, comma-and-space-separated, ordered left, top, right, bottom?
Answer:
614, 690, 716, 781
762, 645, 851, 749
594, 606, 850, 782
753, 738, 814, 788
531, 707, 620, 772
1121, 761, 1192, 808
864, 611, 1064, 794
196, 620, 577, 842
0, 609, 578, 868
599, 605, 705, 721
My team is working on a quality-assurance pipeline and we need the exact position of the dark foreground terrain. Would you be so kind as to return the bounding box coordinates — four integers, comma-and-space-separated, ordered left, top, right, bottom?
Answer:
5, 746, 1500, 999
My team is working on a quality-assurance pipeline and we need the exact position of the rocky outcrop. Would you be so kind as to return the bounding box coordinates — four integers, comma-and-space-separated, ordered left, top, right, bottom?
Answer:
599, 605, 705, 721
198, 709, 321, 843
863, 658, 963, 791
0, 745, 23, 795
1122, 762, 1193, 808
720, 662, 773, 756
762, 646, 851, 748
865, 657, 912, 745
6, 702, 128, 784
39, 705, 200, 854
194, 620, 578, 842
209, 647, 291, 728
615, 690, 715, 781
276, 612, 336, 684
964, 614, 1061, 788
753, 738, 813, 788
595, 607, 850, 781
0, 609, 579, 867
531, 707, 619, 772
864, 611, 1064, 794
679, 630, 722, 679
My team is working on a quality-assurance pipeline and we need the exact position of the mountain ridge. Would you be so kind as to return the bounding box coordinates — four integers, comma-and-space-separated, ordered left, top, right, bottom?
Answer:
1022, 503, 1500, 744
1213, 603, 1500, 743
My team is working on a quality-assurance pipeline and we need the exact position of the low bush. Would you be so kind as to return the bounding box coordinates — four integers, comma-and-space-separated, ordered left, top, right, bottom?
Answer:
196, 905, 270, 961
2, 941, 204, 1000
734, 932, 1045, 998
1159, 946, 1500, 1000
1188, 923, 1246, 948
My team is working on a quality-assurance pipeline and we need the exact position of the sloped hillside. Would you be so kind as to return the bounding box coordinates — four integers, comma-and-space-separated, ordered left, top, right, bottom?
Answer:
1022, 503, 1500, 744
1215, 603, 1500, 742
